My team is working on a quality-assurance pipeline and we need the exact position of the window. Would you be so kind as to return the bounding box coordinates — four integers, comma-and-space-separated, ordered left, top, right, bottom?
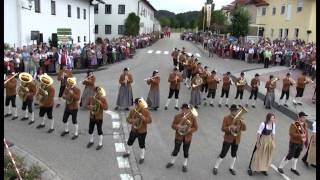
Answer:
270, 28, 274, 37
272, 7, 276, 15
51, 1, 56, 15
35, 0, 40, 13
95, 25, 98, 34
281, 5, 285, 14
261, 7, 266, 16
84, 36, 86, 42
118, 25, 124, 34
78, 36, 80, 43
83, 9, 86, 19
118, 5, 125, 14
279, 28, 283, 39
294, 28, 299, 38
105, 4, 112, 14
284, 28, 289, 38
105, 25, 111, 34
94, 4, 98, 14
286, 4, 292, 20
297, 0, 303, 12
68, 5, 71, 17
77, 7, 80, 19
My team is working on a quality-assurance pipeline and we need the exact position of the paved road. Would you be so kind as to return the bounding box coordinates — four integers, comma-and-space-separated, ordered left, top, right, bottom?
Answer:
4, 33, 316, 180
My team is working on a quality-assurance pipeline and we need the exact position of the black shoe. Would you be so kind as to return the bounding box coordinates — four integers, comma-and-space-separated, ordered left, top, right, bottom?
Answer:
125, 108, 129, 111
245, 104, 249, 107
302, 159, 309, 167
96, 145, 103, 150
194, 106, 198, 109
290, 168, 300, 176
87, 142, 94, 148
182, 166, 187, 172
212, 168, 218, 175
4, 113, 12, 117
277, 168, 284, 174
28, 121, 34, 125
71, 135, 78, 140
229, 168, 236, 175
210, 104, 214, 107
139, 158, 144, 164
238, 104, 242, 108
56, 104, 60, 108
11, 116, 18, 120
153, 107, 158, 111
21, 117, 28, 121
166, 162, 174, 168
61, 131, 69, 137
47, 128, 54, 133
36, 124, 45, 129
225, 104, 229, 108
284, 104, 288, 107
218, 104, 222, 107
252, 105, 256, 108
247, 169, 253, 176
122, 153, 130, 158
174, 106, 179, 110
164, 106, 168, 110
114, 107, 119, 110
261, 171, 268, 176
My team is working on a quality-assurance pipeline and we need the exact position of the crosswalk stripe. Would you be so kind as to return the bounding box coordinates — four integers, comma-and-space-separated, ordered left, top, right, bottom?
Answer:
155, 50, 161, 54
113, 132, 121, 139
147, 50, 153, 53
195, 53, 201, 57
120, 174, 134, 180
270, 164, 291, 180
112, 121, 120, 129
163, 51, 169, 54
114, 143, 126, 152
117, 156, 130, 168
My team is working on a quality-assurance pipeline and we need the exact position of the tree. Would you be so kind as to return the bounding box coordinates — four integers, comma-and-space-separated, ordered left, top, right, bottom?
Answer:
189, 19, 196, 30
124, 13, 140, 36
197, 7, 206, 31
159, 16, 171, 27
230, 6, 250, 38
210, 10, 229, 34
176, 14, 185, 29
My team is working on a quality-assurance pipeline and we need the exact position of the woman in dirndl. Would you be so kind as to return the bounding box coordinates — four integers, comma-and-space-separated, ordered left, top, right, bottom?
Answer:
302, 121, 316, 167
115, 68, 133, 111
146, 70, 160, 110
248, 113, 276, 176
80, 70, 96, 108
189, 73, 203, 109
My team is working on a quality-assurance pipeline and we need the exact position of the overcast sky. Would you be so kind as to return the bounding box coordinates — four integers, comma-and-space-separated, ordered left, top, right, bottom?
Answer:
148, 0, 234, 13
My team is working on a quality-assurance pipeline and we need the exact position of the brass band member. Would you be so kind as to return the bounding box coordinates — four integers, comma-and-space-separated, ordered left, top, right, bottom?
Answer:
56, 64, 72, 108
184, 55, 193, 88
248, 113, 276, 176
234, 72, 247, 107
115, 68, 134, 111
86, 86, 108, 150
278, 112, 309, 176
146, 70, 160, 110
80, 70, 96, 108
206, 70, 220, 107
213, 104, 247, 175
60, 77, 81, 140
191, 58, 200, 78
302, 121, 316, 167
35, 74, 55, 133
18, 73, 36, 123
166, 104, 198, 172
4, 72, 18, 120
171, 48, 179, 67
200, 66, 209, 102
264, 75, 278, 109
178, 51, 186, 73
218, 72, 232, 107
189, 73, 203, 109
165, 67, 183, 110
34, 68, 44, 107
279, 73, 294, 107
182, 54, 190, 86
293, 72, 312, 105
246, 73, 260, 108
123, 98, 152, 164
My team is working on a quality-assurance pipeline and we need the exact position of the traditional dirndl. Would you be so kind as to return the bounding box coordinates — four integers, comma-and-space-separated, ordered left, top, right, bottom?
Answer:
116, 85, 133, 108
264, 91, 275, 108
147, 88, 160, 108
250, 135, 275, 171
306, 135, 316, 165
190, 89, 201, 106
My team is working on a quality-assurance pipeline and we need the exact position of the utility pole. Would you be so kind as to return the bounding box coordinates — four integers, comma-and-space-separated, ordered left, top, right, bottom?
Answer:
202, 4, 206, 32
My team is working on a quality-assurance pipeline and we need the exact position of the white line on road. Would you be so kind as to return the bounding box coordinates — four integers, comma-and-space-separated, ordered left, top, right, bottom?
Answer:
113, 132, 121, 139
112, 121, 121, 129
104, 110, 120, 119
270, 164, 291, 180
163, 51, 169, 55
195, 53, 201, 57
120, 174, 134, 180
114, 143, 126, 152
155, 50, 161, 54
147, 50, 153, 54
117, 156, 130, 168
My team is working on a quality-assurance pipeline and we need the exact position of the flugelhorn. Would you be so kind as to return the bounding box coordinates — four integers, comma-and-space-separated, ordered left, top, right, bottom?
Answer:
230, 106, 248, 136
81, 74, 93, 84
144, 76, 159, 81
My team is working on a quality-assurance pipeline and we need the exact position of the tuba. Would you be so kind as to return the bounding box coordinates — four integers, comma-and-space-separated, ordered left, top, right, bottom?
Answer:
230, 106, 248, 136
132, 98, 148, 129
289, 78, 296, 86
177, 106, 198, 136
236, 78, 247, 86
294, 121, 307, 146
36, 74, 53, 106
91, 87, 106, 114
192, 76, 203, 88
18, 72, 33, 102
63, 77, 77, 105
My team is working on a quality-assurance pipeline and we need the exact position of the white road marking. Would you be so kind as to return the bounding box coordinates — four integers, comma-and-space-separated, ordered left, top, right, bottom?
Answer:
270, 164, 291, 180
120, 174, 134, 180
187, 52, 192, 56
147, 50, 153, 54
104, 110, 120, 119
195, 53, 201, 57
114, 143, 126, 152
117, 156, 130, 168
155, 50, 161, 54
113, 132, 121, 139
112, 121, 120, 129
163, 51, 169, 55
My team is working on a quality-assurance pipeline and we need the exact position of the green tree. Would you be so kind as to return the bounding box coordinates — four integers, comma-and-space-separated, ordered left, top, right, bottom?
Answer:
230, 6, 250, 37
124, 13, 140, 36
159, 16, 171, 27
197, 7, 206, 31
211, 10, 229, 34
176, 14, 185, 29
189, 19, 196, 30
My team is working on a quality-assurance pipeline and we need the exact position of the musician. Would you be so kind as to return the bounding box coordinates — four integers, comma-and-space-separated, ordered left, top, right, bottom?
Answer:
4, 72, 18, 120
86, 86, 108, 150
36, 74, 55, 133
171, 48, 179, 67
56, 64, 72, 108
246, 73, 260, 108
166, 104, 198, 172
115, 68, 134, 111
189, 73, 203, 109
293, 72, 312, 105
80, 70, 96, 108
165, 67, 183, 110
34, 68, 44, 107
248, 113, 276, 176
122, 98, 152, 163
218, 72, 232, 108
279, 73, 294, 107
264, 75, 277, 109
206, 70, 220, 107
200, 66, 209, 102
146, 70, 160, 110
19, 73, 37, 124
182, 54, 190, 86
302, 121, 316, 167
184, 55, 194, 88
60, 77, 81, 140
178, 51, 186, 73
213, 104, 246, 175
191, 58, 200, 78
278, 112, 309, 176
234, 72, 246, 107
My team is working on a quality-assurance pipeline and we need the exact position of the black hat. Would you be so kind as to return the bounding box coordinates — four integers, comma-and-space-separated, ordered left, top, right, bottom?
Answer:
204, 66, 208, 69
181, 103, 190, 109
134, 97, 142, 104
240, 72, 244, 75
298, 112, 308, 117
174, 67, 178, 71
124, 67, 129, 71
211, 70, 216, 74
255, 73, 260, 77
286, 72, 291, 76
226, 72, 231, 75
229, 104, 239, 111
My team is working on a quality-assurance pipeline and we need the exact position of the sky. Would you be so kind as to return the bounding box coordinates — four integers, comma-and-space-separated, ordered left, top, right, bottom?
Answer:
148, 0, 234, 13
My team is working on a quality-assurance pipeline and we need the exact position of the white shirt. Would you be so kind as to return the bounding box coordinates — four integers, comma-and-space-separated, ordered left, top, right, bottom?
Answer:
312, 121, 316, 133
257, 122, 275, 135
249, 48, 254, 54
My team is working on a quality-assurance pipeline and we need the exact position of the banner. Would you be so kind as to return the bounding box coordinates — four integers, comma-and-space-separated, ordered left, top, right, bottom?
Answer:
206, 4, 212, 28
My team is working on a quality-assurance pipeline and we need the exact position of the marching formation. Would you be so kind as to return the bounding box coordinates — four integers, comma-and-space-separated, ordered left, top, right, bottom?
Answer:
4, 46, 316, 176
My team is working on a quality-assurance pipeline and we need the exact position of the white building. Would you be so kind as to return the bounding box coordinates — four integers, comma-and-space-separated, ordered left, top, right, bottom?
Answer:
94, 0, 157, 39
4, 0, 95, 47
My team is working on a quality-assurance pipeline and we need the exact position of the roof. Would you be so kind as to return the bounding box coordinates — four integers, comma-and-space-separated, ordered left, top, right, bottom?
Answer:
221, 0, 269, 11
141, 0, 157, 12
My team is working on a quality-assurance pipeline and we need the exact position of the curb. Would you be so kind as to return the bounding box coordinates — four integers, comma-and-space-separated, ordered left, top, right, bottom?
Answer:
46, 65, 109, 76
9, 146, 63, 180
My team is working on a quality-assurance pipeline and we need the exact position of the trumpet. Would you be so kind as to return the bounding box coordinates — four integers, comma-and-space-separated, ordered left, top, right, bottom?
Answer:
270, 77, 279, 88
236, 78, 247, 86
177, 106, 198, 136
81, 75, 93, 84
144, 76, 159, 81
4, 73, 19, 85
288, 77, 296, 86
